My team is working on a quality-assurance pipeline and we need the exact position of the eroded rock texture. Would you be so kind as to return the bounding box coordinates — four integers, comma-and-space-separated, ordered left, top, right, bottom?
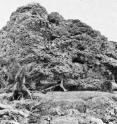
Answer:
0, 3, 117, 92
0, 91, 117, 124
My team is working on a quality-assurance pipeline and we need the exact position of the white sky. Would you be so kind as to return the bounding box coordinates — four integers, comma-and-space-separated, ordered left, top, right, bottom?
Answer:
0, 0, 117, 41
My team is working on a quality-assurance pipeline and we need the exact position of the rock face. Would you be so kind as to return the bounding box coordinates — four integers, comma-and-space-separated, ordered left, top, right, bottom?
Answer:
33, 91, 117, 124
0, 3, 117, 91
0, 91, 116, 124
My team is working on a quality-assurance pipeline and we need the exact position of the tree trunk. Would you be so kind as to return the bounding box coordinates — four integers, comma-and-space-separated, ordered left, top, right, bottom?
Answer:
10, 67, 32, 100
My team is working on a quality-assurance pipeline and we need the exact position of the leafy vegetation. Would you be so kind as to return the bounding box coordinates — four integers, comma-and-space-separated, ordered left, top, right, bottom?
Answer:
0, 2, 117, 95
0, 2, 117, 124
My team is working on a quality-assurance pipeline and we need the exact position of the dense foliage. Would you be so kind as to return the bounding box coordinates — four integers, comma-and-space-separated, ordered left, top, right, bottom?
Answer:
1, 3, 117, 124
0, 3, 117, 93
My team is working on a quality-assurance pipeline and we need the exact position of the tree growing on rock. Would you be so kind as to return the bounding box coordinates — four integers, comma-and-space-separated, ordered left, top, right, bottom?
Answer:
2, 58, 32, 100
11, 65, 32, 100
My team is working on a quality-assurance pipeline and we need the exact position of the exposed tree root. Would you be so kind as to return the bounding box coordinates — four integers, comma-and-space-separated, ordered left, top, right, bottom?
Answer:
10, 85, 32, 101
41, 79, 67, 93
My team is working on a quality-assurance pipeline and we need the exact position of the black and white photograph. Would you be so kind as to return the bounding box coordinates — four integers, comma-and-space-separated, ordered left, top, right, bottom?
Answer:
0, 0, 117, 123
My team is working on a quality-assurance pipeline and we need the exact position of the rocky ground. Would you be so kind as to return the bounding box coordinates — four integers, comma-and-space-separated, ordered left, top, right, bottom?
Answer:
0, 91, 117, 124
0, 2, 117, 124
